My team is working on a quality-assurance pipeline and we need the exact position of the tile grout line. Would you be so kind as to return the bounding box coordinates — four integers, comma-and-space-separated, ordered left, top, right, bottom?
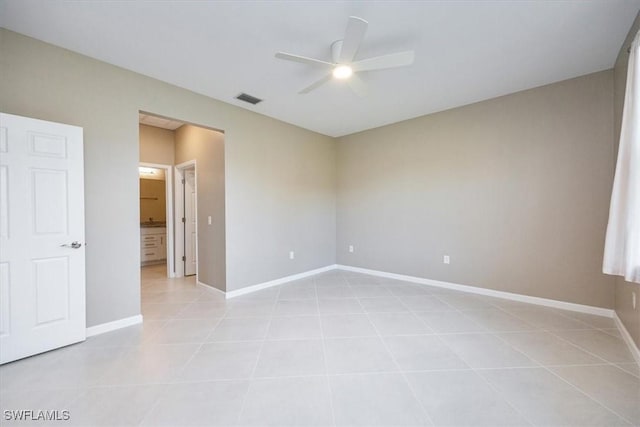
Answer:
233, 286, 279, 425
397, 290, 536, 427
489, 330, 636, 426
137, 278, 227, 427
314, 275, 338, 427
350, 281, 436, 426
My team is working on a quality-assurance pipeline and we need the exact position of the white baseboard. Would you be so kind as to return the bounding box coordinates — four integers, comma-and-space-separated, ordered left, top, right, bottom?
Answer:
86, 314, 143, 337
613, 312, 640, 365
337, 264, 614, 318
197, 280, 225, 295
225, 264, 338, 299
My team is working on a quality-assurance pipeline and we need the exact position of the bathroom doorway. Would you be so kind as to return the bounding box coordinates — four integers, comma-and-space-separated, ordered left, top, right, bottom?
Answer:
139, 163, 174, 278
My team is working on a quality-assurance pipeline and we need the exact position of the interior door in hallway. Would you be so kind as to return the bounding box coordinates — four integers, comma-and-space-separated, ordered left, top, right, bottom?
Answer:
184, 168, 197, 276
0, 112, 86, 364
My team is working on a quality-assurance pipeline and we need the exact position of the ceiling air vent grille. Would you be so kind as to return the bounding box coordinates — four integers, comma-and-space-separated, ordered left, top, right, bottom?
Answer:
235, 93, 263, 105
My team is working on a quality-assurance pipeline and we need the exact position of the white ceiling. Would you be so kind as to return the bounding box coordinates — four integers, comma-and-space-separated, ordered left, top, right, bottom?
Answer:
139, 113, 184, 130
1, 1, 638, 137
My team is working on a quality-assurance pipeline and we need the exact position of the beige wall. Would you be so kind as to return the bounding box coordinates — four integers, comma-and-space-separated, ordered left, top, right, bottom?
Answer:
0, 29, 337, 327
337, 70, 615, 309
139, 179, 167, 223
613, 12, 640, 348
175, 125, 226, 291
139, 124, 175, 165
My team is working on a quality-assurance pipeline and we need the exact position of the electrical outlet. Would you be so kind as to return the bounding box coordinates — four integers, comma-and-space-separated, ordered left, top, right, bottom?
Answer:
289, 251, 295, 260
207, 216, 212, 225
349, 245, 354, 253
443, 255, 450, 264
633, 292, 637, 310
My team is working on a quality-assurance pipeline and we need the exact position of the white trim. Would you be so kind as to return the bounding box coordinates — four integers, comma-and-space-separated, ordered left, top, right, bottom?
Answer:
139, 162, 174, 278
197, 280, 225, 295
174, 160, 197, 279
336, 265, 614, 318
225, 265, 338, 299
86, 315, 143, 337
613, 312, 640, 365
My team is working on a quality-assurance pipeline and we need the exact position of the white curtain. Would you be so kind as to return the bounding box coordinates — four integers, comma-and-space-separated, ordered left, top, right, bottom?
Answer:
603, 30, 640, 284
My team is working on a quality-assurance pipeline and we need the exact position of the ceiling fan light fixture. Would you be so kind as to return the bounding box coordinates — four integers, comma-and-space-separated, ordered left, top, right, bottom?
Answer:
333, 65, 353, 79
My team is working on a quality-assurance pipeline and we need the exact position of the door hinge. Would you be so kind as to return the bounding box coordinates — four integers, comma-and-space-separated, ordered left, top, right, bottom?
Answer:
181, 217, 185, 223
182, 256, 186, 261
182, 179, 185, 184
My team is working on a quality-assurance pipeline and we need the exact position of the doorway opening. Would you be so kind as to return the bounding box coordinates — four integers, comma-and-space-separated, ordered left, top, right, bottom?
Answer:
138, 112, 226, 303
174, 160, 197, 278
139, 163, 174, 278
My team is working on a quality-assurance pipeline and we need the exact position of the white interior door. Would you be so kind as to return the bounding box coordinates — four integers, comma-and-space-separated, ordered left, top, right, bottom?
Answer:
0, 113, 86, 364
184, 168, 197, 276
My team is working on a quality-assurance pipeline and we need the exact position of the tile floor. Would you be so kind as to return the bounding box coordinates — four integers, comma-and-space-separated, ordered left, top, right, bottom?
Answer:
1, 264, 638, 426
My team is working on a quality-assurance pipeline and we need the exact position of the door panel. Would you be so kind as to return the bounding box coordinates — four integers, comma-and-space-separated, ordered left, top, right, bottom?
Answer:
0, 112, 85, 364
184, 169, 196, 276
32, 169, 68, 235
33, 257, 69, 325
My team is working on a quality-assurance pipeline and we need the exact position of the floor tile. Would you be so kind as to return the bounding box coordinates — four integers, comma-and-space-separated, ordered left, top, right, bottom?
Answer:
208, 317, 270, 342
148, 318, 218, 344
414, 311, 487, 333
177, 342, 262, 381
504, 307, 593, 330
435, 294, 495, 310
406, 370, 528, 426
386, 284, 432, 297
278, 284, 317, 300
460, 308, 537, 332
616, 362, 640, 378
267, 316, 322, 339
551, 329, 636, 363
174, 301, 227, 319
383, 335, 469, 371
330, 373, 431, 426
497, 331, 605, 366
398, 295, 456, 312
225, 300, 275, 318
316, 285, 355, 299
350, 285, 393, 298
480, 367, 629, 426
551, 364, 640, 425
82, 320, 166, 347
273, 299, 319, 316
66, 385, 165, 426
359, 297, 409, 313
439, 333, 537, 369
141, 380, 249, 426
324, 337, 397, 374
345, 275, 381, 286
238, 376, 333, 426
318, 298, 364, 314
561, 312, 616, 329
253, 339, 325, 377
320, 314, 378, 338
368, 312, 432, 335
98, 344, 200, 386
142, 302, 191, 319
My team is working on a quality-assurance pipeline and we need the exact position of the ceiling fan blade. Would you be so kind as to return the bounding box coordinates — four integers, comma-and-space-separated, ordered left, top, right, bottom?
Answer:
347, 73, 367, 97
275, 52, 334, 68
351, 51, 415, 72
339, 16, 368, 63
299, 74, 333, 94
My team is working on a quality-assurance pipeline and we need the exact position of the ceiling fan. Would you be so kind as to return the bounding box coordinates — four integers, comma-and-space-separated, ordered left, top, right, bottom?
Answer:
275, 16, 415, 96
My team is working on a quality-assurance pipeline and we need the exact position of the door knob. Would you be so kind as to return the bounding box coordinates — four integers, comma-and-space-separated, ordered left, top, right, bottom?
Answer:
61, 241, 82, 249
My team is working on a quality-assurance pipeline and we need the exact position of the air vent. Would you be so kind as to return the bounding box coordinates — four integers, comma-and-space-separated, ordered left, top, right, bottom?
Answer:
235, 93, 263, 105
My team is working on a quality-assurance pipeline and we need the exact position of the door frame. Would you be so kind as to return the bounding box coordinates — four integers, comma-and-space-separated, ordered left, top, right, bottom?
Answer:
174, 159, 198, 278
139, 162, 175, 278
